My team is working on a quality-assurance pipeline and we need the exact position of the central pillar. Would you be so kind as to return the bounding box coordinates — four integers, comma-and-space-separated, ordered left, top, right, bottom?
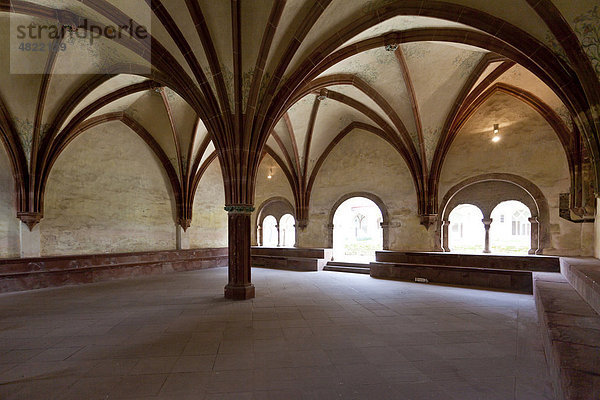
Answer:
224, 205, 255, 300
482, 218, 493, 254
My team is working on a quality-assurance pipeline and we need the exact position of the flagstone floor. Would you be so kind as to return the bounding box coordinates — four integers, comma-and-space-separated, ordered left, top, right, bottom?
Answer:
0, 267, 554, 399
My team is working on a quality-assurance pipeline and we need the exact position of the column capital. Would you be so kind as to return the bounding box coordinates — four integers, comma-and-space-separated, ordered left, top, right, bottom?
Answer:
419, 214, 438, 230
177, 217, 192, 231
482, 218, 493, 227
224, 204, 255, 214
296, 219, 308, 230
17, 212, 42, 231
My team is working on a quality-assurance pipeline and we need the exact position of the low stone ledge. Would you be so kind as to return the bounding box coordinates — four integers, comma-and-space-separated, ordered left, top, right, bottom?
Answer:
370, 262, 533, 293
533, 272, 600, 400
0, 248, 227, 273
0, 248, 228, 293
252, 255, 326, 271
375, 251, 559, 272
560, 257, 600, 315
251, 247, 332, 260
251, 247, 332, 272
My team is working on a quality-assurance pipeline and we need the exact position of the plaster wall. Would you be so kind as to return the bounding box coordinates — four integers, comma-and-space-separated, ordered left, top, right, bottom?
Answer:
188, 159, 228, 248
40, 121, 177, 256
439, 92, 591, 256
297, 130, 433, 251
0, 146, 20, 258
252, 154, 295, 245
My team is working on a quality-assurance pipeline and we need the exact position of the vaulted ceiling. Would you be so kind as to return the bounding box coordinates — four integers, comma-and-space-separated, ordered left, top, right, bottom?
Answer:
0, 0, 598, 228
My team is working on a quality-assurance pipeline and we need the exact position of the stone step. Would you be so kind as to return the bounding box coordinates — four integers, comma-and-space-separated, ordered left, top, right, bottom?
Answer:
326, 261, 370, 267
375, 251, 559, 272
560, 258, 600, 315
533, 272, 600, 400
370, 262, 533, 293
323, 262, 370, 275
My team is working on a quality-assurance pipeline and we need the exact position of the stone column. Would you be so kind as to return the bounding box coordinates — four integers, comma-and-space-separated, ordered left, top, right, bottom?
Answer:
276, 224, 281, 247
293, 224, 298, 247
257, 225, 262, 246
224, 205, 255, 300
441, 220, 450, 252
482, 218, 493, 254
176, 225, 190, 250
20, 222, 41, 258
529, 216, 540, 255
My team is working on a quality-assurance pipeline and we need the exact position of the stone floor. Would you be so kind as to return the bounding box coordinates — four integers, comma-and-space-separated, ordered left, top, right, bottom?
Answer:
0, 267, 554, 400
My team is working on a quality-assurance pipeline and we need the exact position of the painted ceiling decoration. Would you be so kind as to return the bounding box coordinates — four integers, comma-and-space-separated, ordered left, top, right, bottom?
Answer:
0, 0, 598, 234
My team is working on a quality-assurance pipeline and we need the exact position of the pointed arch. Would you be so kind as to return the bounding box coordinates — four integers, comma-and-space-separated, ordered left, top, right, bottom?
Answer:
429, 83, 578, 215
39, 113, 183, 225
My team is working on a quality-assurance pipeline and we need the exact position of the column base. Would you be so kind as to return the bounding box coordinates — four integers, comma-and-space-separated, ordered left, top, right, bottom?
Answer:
224, 283, 255, 300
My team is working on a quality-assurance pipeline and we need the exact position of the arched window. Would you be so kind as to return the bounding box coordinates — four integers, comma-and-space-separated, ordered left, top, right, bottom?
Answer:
490, 201, 531, 254
255, 197, 295, 247
447, 204, 485, 253
333, 197, 383, 262
439, 174, 549, 254
279, 214, 295, 247
262, 215, 278, 247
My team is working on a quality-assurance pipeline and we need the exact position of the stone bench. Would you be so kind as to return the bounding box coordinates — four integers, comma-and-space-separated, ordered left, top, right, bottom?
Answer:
560, 257, 600, 315
534, 270, 600, 400
370, 262, 533, 293
251, 247, 332, 272
252, 247, 332, 259
375, 251, 560, 272
0, 248, 228, 293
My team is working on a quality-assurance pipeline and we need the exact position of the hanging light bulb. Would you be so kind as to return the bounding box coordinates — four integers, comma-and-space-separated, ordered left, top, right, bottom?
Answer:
267, 168, 272, 179
492, 124, 500, 142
